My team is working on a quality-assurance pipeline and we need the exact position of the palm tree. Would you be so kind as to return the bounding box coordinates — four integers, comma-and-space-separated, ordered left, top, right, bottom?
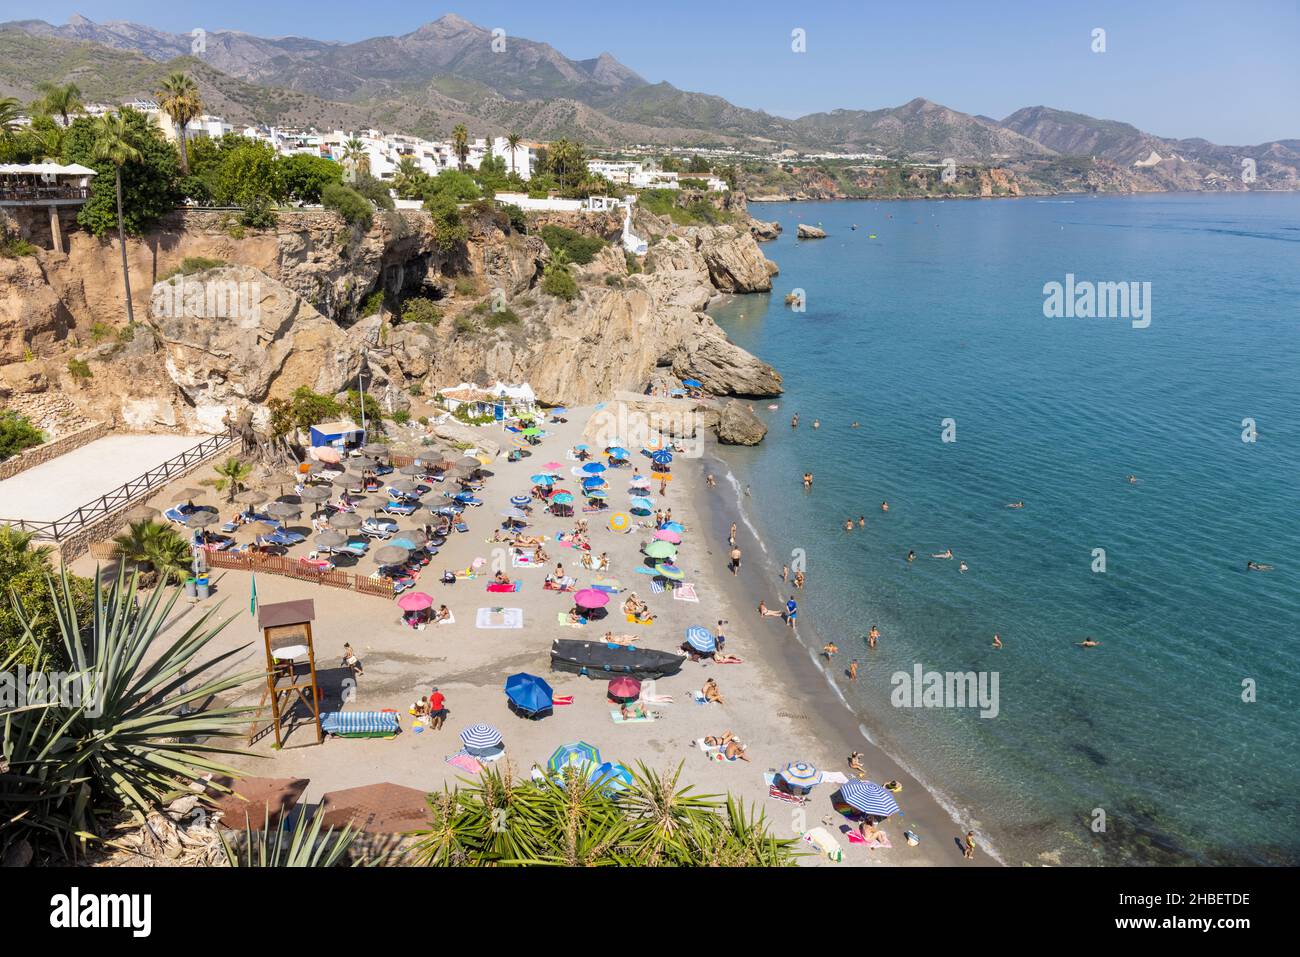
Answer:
505, 132, 521, 176
156, 73, 201, 174
90, 112, 145, 326
35, 81, 83, 127
112, 520, 192, 585
0, 97, 24, 143
547, 138, 585, 193
451, 124, 469, 171
341, 137, 368, 181
222, 807, 362, 867
212, 457, 253, 502
393, 156, 425, 199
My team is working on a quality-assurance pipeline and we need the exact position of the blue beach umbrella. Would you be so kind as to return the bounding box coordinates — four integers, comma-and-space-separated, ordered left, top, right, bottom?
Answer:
548, 741, 601, 774
662, 521, 685, 533
551, 492, 575, 505
582, 476, 606, 489
586, 489, 607, 499
591, 761, 634, 794
530, 474, 556, 485
551, 407, 568, 415
682, 378, 703, 388
606, 447, 630, 459
650, 450, 674, 465
504, 672, 554, 716
574, 444, 589, 451
684, 626, 716, 653
459, 723, 504, 756
510, 494, 532, 507
390, 537, 419, 551
838, 780, 902, 818
582, 462, 607, 474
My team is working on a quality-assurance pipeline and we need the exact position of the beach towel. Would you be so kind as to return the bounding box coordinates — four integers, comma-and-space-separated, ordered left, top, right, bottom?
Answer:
649, 580, 665, 594
511, 552, 541, 568
319, 711, 400, 738
544, 577, 577, 592
434, 611, 456, 625
445, 752, 483, 774
486, 581, 520, 593
625, 614, 653, 625
690, 691, 709, 705
557, 612, 587, 628
632, 566, 658, 575
475, 607, 524, 629
671, 583, 699, 602
801, 827, 844, 862
820, 771, 850, 785
609, 709, 657, 724
847, 829, 893, 849
768, 784, 808, 806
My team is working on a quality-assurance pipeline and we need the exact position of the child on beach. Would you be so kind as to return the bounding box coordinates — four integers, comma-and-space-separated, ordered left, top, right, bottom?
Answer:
848, 660, 859, 681
822, 642, 838, 659
964, 830, 977, 860
848, 751, 865, 775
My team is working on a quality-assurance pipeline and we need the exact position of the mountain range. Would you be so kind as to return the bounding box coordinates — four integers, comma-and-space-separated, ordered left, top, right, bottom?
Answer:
2, 14, 1297, 188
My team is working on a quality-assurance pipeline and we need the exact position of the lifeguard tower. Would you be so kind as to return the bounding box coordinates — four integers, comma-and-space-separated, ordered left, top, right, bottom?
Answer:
248, 598, 324, 747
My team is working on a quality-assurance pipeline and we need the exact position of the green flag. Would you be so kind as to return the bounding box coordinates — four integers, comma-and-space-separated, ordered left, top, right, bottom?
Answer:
249, 573, 258, 617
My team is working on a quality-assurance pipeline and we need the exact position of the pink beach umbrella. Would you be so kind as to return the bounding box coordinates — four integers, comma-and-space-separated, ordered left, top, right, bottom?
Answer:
653, 529, 682, 544
397, 591, 434, 611
607, 676, 641, 703
573, 588, 610, 610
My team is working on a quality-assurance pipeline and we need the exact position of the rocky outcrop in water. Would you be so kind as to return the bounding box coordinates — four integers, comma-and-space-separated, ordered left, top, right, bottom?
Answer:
716, 399, 769, 445
797, 224, 827, 239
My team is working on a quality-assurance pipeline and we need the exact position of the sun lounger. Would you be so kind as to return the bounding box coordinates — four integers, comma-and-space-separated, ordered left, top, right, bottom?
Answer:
768, 784, 808, 806
319, 710, 400, 738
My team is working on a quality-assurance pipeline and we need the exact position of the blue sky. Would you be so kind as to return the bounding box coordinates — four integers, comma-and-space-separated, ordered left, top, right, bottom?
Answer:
8, 0, 1298, 143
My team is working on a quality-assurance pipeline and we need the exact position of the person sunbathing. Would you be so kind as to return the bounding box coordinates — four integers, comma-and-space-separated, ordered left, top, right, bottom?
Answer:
410, 697, 430, 718
434, 605, 451, 623
492, 571, 511, 585
712, 652, 743, 664
703, 678, 725, 704
758, 600, 783, 618
724, 738, 750, 762
848, 751, 866, 774
619, 701, 648, 720
567, 608, 585, 625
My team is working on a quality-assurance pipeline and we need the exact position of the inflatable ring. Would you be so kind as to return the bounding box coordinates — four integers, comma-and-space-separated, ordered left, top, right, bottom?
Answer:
609, 512, 631, 532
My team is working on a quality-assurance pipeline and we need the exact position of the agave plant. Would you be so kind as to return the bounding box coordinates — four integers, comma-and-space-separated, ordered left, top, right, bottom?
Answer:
408, 761, 798, 867
221, 806, 360, 867
0, 564, 260, 858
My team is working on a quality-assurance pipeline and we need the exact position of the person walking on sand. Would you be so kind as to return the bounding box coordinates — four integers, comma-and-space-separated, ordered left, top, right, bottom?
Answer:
342, 643, 364, 677
782, 564, 789, 583
729, 545, 742, 575
964, 830, 977, 860
729, 522, 737, 547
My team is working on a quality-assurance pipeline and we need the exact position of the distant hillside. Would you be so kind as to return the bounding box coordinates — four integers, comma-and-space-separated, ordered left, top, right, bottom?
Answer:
1, 14, 1295, 189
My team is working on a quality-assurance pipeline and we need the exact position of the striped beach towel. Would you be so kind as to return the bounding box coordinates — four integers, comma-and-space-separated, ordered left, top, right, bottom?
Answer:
649, 580, 665, 594
319, 711, 400, 738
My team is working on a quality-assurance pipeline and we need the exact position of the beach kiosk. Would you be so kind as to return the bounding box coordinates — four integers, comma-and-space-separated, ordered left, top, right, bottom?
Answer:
247, 598, 324, 748
309, 420, 365, 454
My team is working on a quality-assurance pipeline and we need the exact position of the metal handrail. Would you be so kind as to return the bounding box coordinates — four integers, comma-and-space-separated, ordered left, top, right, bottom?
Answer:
0, 431, 238, 542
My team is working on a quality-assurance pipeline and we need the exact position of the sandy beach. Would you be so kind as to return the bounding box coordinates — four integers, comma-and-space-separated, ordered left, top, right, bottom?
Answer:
74, 403, 990, 866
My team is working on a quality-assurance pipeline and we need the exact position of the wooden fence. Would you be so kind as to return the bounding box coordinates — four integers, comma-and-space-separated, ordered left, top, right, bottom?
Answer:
89, 540, 401, 599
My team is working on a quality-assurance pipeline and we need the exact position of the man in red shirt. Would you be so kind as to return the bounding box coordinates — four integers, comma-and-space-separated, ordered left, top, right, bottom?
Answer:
427, 688, 447, 730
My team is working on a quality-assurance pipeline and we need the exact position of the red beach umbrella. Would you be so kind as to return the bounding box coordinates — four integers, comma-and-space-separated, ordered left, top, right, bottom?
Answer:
573, 588, 610, 609
607, 676, 642, 703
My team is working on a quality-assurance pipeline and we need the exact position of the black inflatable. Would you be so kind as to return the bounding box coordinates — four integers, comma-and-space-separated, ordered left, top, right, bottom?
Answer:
550, 638, 686, 680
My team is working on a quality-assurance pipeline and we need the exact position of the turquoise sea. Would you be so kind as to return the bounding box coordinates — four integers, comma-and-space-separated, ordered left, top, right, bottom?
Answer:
709, 193, 1300, 865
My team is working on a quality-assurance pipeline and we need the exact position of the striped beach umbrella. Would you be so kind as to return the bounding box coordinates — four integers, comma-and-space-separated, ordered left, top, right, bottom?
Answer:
838, 780, 902, 818
778, 762, 823, 789
459, 724, 503, 755
548, 741, 601, 774
502, 507, 528, 520
629, 475, 651, 488
684, 626, 716, 653
510, 494, 532, 507
655, 563, 685, 580
650, 450, 673, 465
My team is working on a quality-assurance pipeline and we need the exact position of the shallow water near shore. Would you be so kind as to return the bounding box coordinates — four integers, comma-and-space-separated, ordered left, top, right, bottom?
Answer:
708, 193, 1300, 866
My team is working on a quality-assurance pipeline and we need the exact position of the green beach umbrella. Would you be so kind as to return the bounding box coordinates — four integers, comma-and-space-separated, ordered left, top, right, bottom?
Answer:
644, 540, 677, 560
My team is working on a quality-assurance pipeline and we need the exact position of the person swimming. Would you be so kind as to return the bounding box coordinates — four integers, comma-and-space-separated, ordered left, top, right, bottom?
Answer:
907, 550, 916, 563
1077, 637, 1101, 648
1006, 501, 1024, 509
959, 560, 969, 573
991, 633, 1002, 649
1127, 475, 1138, 485
932, 549, 953, 559
1246, 561, 1274, 571
844, 519, 854, 531
880, 501, 890, 512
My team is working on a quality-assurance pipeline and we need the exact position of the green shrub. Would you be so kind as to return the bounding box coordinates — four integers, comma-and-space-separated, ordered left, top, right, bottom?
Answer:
453, 315, 477, 335
322, 182, 374, 230
0, 411, 44, 461
358, 290, 385, 318
485, 306, 521, 328
425, 195, 467, 252
0, 237, 37, 258
391, 409, 411, 425
540, 224, 605, 265
239, 195, 279, 229
66, 358, 92, 382
501, 204, 527, 233
353, 173, 395, 211
400, 297, 442, 324
454, 276, 481, 297
158, 256, 226, 282
542, 262, 579, 301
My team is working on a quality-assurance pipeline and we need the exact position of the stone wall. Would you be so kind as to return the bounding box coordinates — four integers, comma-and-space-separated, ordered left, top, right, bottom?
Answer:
0, 420, 108, 480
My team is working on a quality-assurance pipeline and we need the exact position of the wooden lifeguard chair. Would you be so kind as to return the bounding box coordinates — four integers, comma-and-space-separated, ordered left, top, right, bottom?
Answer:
247, 598, 324, 747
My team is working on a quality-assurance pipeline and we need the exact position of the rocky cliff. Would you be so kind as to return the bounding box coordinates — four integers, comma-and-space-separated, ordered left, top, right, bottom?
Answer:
0, 204, 782, 435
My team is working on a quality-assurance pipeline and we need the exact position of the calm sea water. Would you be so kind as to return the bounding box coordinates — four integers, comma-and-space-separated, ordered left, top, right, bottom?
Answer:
709, 193, 1300, 866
